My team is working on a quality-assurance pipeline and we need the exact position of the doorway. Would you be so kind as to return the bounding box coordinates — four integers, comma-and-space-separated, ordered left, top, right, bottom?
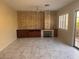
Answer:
74, 11, 79, 48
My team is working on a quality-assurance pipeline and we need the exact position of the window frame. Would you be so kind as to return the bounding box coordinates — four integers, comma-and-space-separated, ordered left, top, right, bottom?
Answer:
59, 13, 69, 30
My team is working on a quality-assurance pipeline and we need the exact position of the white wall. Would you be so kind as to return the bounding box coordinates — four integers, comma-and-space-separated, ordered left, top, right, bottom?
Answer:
58, 0, 79, 46
0, 1, 17, 51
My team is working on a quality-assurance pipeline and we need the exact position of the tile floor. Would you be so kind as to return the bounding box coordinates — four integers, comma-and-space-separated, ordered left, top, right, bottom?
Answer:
0, 38, 79, 59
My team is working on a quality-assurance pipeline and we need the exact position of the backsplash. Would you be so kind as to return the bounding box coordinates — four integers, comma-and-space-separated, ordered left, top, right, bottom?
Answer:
17, 11, 44, 29
17, 11, 57, 30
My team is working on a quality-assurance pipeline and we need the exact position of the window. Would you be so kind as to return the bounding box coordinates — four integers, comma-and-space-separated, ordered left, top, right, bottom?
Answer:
59, 13, 69, 30
76, 11, 79, 27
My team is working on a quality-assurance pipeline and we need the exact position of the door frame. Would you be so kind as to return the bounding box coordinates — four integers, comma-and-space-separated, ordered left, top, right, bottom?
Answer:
73, 10, 79, 49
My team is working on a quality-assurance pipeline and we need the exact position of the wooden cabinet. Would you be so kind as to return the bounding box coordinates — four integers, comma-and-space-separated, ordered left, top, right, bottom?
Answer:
17, 30, 41, 38
54, 29, 58, 37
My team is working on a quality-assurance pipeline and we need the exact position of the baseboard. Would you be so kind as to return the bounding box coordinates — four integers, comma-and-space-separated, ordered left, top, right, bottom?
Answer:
0, 39, 16, 52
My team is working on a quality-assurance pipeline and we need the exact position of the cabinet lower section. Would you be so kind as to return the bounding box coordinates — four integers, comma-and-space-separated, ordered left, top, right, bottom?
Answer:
17, 30, 41, 38
17, 29, 58, 38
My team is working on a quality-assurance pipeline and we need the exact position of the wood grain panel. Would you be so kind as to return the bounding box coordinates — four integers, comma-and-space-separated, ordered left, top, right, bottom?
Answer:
17, 11, 44, 29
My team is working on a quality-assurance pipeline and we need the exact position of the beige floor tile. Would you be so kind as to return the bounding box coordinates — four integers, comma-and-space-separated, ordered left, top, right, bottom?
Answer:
0, 38, 79, 59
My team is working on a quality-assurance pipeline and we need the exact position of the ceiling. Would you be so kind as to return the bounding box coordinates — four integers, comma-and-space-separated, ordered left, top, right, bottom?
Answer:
4, 0, 75, 11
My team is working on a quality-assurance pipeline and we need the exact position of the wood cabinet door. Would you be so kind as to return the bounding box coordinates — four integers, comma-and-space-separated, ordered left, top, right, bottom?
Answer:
17, 30, 41, 38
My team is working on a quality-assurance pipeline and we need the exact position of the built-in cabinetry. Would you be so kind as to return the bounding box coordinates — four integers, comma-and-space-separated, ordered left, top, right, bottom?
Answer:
17, 30, 41, 38
17, 29, 58, 38
54, 29, 58, 37
41, 30, 54, 37
17, 11, 58, 38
